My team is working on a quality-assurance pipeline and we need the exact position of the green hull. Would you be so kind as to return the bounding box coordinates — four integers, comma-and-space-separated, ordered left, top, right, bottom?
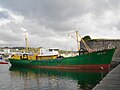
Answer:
9, 48, 116, 70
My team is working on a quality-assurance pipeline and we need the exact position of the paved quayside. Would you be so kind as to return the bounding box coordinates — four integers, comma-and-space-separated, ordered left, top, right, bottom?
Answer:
93, 64, 120, 90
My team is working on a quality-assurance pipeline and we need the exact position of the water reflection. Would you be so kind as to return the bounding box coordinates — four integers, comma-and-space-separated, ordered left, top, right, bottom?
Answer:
9, 66, 108, 90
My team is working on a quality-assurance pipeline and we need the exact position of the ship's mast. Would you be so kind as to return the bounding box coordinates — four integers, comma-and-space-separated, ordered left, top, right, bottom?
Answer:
68, 20, 92, 53
75, 21, 80, 52
24, 31, 29, 53
76, 31, 80, 52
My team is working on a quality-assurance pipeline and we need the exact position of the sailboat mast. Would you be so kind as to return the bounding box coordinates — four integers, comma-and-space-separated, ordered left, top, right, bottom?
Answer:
76, 31, 80, 52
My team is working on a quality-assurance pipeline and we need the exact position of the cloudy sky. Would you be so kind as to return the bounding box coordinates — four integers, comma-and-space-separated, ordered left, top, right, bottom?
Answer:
0, 0, 120, 50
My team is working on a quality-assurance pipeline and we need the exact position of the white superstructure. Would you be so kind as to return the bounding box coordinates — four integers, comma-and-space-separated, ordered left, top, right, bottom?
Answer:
39, 48, 59, 56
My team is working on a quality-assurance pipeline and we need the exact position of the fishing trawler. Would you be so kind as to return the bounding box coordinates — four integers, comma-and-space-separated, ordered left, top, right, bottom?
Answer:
9, 31, 116, 70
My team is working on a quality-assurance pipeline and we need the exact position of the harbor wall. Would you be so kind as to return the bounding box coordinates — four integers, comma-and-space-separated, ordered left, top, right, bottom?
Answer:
80, 39, 120, 61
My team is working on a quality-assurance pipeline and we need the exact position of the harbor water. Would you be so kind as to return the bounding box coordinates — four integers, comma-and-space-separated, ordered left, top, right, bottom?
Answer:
0, 63, 109, 90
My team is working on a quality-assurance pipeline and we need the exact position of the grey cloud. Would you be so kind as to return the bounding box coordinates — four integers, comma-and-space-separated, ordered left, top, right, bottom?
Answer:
1, 0, 119, 32
0, 29, 22, 42
0, 0, 120, 49
0, 0, 98, 31
0, 11, 8, 19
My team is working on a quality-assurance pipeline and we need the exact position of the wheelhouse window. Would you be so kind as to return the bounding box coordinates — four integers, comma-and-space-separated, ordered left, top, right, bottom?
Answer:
49, 49, 52, 52
54, 49, 59, 51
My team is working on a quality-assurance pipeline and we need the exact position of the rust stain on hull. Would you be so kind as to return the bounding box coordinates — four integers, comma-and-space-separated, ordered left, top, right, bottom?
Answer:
31, 64, 110, 70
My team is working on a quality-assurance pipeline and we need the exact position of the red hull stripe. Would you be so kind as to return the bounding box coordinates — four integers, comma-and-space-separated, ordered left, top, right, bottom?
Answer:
31, 64, 110, 70
0, 62, 8, 64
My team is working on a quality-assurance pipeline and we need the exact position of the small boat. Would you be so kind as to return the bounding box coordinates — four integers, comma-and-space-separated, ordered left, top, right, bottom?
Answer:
9, 31, 116, 70
0, 60, 8, 64
0, 54, 8, 64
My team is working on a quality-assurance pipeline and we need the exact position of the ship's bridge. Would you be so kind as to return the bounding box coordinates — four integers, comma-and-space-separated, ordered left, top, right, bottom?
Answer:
39, 48, 59, 56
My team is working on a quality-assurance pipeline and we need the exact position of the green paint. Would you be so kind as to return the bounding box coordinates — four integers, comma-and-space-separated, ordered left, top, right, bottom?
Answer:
9, 48, 116, 68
